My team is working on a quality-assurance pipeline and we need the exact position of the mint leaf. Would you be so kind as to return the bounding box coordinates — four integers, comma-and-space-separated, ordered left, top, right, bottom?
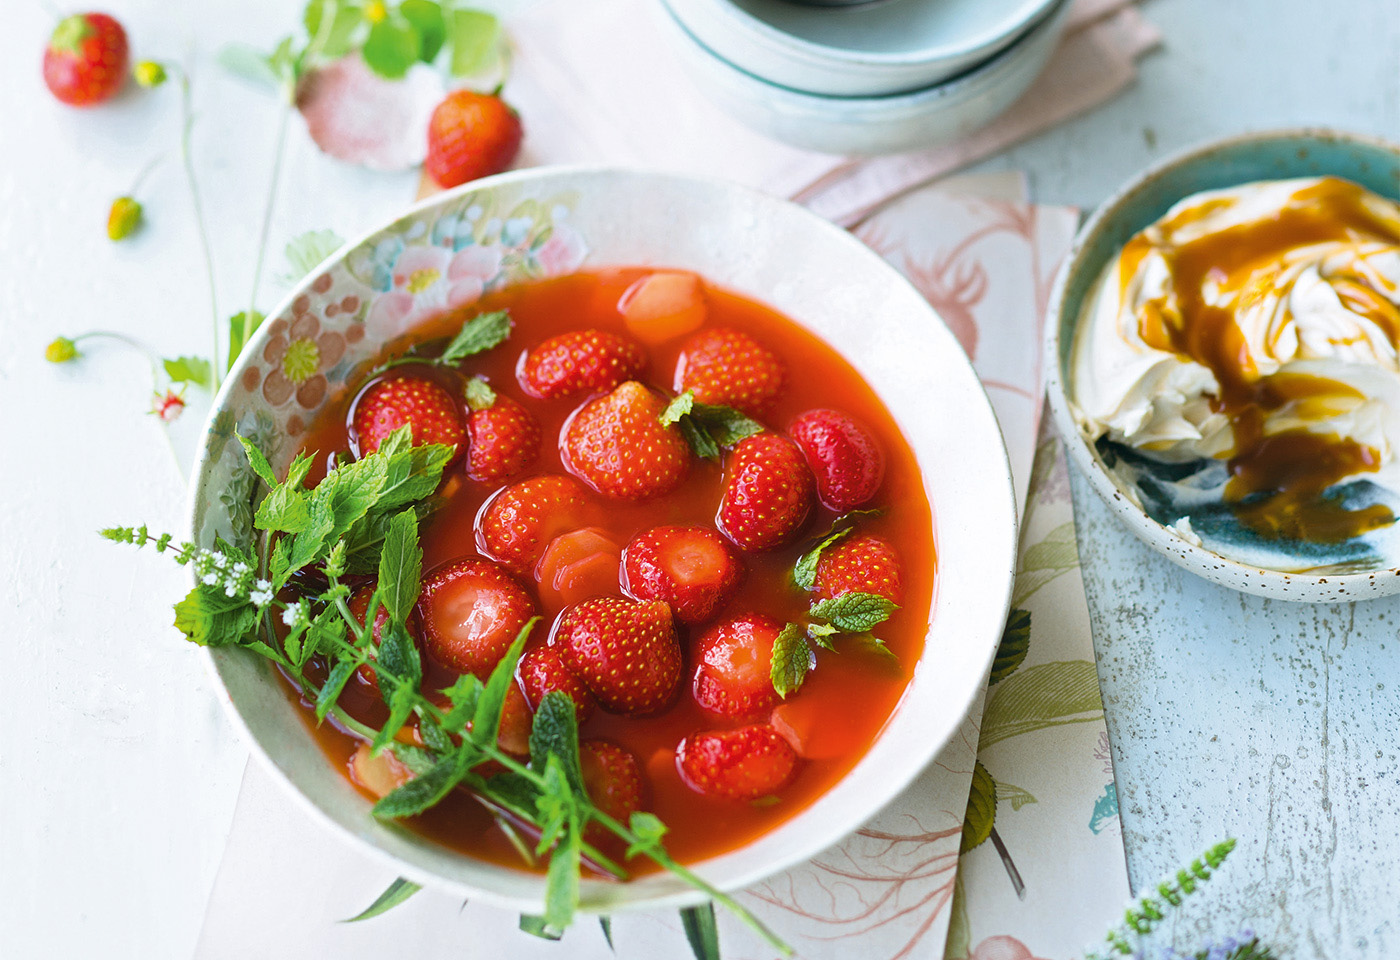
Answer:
362, 18, 421, 79
283, 229, 345, 283
681, 903, 721, 960
419, 718, 454, 754
543, 823, 581, 933
400, 0, 445, 62
625, 811, 668, 859
471, 618, 536, 746
659, 391, 694, 427
439, 310, 512, 365
342, 877, 421, 923
770, 622, 812, 698
228, 310, 266, 369
317, 661, 355, 722
809, 592, 899, 632
792, 509, 886, 591
236, 434, 278, 487
520, 914, 565, 941
440, 673, 484, 734
377, 442, 454, 511
173, 586, 259, 648
678, 417, 719, 461
665, 390, 762, 460
377, 621, 422, 692
529, 691, 585, 794
269, 537, 292, 589
448, 9, 501, 76
806, 621, 838, 650
164, 355, 212, 388
464, 376, 496, 411
377, 509, 422, 625
373, 753, 468, 819
372, 683, 419, 754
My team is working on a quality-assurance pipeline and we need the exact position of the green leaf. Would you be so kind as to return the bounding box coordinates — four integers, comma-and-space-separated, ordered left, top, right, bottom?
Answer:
960, 760, 996, 853
440, 673, 484, 734
284, 229, 345, 282
304, 0, 365, 59
316, 660, 357, 722
419, 718, 454, 754
362, 17, 421, 79
519, 914, 564, 941
269, 538, 292, 589
464, 376, 496, 411
373, 753, 469, 819
659, 391, 694, 427
529, 691, 585, 794
809, 592, 898, 633
400, 0, 445, 62
599, 916, 614, 951
173, 587, 259, 648
690, 401, 763, 447
372, 683, 419, 753
377, 620, 422, 691
677, 417, 719, 461
769, 622, 812, 698
376, 509, 422, 625
805, 621, 838, 650
228, 310, 266, 369
543, 820, 581, 932
448, 9, 501, 76
342, 877, 421, 922
471, 618, 536, 746
217, 43, 281, 90
235, 434, 279, 487
680, 903, 721, 960
979, 660, 1104, 749
793, 528, 854, 591
989, 608, 1031, 686
625, 811, 668, 859
439, 310, 512, 365
163, 355, 212, 388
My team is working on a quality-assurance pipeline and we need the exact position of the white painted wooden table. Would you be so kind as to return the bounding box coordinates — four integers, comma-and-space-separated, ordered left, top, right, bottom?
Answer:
1, 1, 1397, 958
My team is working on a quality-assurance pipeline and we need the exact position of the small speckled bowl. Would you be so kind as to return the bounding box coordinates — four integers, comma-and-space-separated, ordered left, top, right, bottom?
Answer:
1046, 129, 1400, 603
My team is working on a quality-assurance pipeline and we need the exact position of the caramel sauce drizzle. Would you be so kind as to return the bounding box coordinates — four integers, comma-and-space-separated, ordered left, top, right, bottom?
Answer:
1126, 177, 1400, 542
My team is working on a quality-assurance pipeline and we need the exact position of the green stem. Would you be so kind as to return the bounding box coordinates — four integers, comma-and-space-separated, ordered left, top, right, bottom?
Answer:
242, 102, 293, 364
176, 65, 222, 388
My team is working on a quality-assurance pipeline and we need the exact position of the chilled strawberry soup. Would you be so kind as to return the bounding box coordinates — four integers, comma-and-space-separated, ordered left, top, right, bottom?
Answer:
290, 267, 936, 871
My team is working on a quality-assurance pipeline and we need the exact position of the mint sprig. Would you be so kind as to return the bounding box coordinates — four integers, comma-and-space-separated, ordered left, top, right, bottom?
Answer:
367, 310, 513, 379
660, 390, 764, 460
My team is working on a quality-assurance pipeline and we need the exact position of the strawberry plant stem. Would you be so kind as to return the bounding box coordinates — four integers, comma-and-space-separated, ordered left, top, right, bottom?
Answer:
244, 102, 292, 358
177, 66, 222, 387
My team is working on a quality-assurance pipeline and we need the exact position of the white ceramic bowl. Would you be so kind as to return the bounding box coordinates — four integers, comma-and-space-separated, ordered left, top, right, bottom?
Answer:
189, 167, 1017, 912
1046, 129, 1400, 602
667, 0, 1062, 97
659, 0, 1071, 156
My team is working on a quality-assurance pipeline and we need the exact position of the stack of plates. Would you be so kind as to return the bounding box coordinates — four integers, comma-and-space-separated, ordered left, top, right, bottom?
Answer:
660, 0, 1073, 155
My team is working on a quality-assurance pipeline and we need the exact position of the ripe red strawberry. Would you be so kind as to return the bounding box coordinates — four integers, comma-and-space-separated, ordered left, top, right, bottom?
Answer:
43, 13, 129, 107
425, 90, 523, 189
580, 739, 646, 830
477, 474, 594, 576
622, 525, 744, 624
464, 379, 540, 483
497, 684, 534, 756
677, 725, 799, 801
692, 614, 783, 720
519, 329, 648, 401
553, 597, 681, 715
353, 375, 465, 462
789, 409, 886, 512
417, 558, 537, 677
717, 433, 816, 551
562, 381, 690, 500
517, 644, 596, 723
674, 327, 786, 417
814, 534, 904, 604
347, 583, 395, 690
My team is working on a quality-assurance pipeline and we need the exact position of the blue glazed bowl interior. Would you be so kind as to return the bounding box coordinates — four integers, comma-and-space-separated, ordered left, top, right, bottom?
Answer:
1057, 130, 1400, 575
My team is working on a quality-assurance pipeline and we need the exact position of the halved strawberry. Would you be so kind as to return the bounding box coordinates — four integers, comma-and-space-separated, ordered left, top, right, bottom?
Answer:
552, 597, 681, 715
519, 329, 648, 400
353, 375, 465, 462
562, 381, 690, 500
536, 527, 623, 614
814, 534, 903, 604
674, 328, 785, 418
464, 378, 540, 483
477, 475, 594, 576
622, 525, 744, 624
677, 725, 799, 801
518, 644, 597, 723
789, 409, 886, 512
619, 271, 707, 345
348, 742, 414, 799
417, 558, 537, 676
579, 739, 646, 828
717, 433, 816, 551
692, 614, 783, 720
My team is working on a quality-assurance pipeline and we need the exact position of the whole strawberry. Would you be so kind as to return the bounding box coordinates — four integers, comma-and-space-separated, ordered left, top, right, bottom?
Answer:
553, 597, 682, 715
692, 614, 783, 720
425, 90, 523, 189
353, 375, 465, 462
517, 644, 596, 723
562, 381, 690, 500
717, 433, 815, 551
678, 725, 799, 801
477, 474, 594, 576
622, 525, 744, 624
43, 13, 128, 107
417, 558, 537, 676
520, 329, 648, 401
814, 534, 904, 604
464, 378, 540, 483
674, 327, 786, 418
579, 739, 647, 842
789, 409, 885, 512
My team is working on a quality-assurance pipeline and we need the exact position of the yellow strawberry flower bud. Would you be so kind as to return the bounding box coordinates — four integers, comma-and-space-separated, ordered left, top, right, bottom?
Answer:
134, 61, 168, 88
366, 0, 388, 24
45, 337, 79, 363
107, 196, 143, 241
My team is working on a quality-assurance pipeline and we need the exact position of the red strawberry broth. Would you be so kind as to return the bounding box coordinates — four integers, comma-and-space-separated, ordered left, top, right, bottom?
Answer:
289, 268, 936, 871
